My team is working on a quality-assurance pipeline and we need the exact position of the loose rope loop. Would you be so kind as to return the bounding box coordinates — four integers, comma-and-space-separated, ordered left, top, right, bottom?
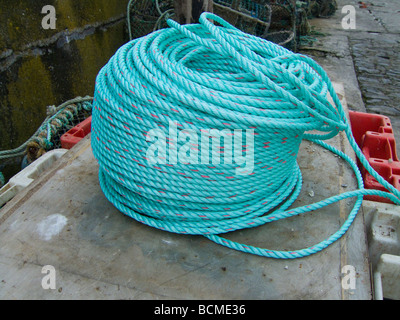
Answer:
92, 12, 400, 259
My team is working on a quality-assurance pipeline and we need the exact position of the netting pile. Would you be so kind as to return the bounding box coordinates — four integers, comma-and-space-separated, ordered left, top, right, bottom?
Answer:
213, 0, 296, 49
126, 0, 338, 51
0, 97, 93, 188
127, 0, 175, 40
25, 99, 93, 162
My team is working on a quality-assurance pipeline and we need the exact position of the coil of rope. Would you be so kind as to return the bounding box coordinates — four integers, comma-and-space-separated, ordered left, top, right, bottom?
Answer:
91, 12, 400, 259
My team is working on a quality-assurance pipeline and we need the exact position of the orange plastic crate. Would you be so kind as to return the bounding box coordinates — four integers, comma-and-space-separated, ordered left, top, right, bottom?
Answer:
60, 116, 92, 149
349, 111, 400, 203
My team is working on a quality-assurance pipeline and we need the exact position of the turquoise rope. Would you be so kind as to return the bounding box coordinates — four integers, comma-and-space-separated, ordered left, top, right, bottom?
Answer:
91, 13, 400, 259
0, 171, 4, 188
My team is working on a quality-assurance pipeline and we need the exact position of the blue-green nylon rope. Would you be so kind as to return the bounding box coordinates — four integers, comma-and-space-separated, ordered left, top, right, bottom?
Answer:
91, 13, 400, 259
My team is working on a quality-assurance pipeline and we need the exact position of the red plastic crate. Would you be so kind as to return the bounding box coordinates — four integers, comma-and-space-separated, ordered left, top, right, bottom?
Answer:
349, 111, 400, 204
61, 116, 92, 149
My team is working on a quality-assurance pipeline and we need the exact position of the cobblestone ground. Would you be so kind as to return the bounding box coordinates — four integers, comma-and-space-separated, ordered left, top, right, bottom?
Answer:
349, 29, 400, 158
350, 33, 400, 120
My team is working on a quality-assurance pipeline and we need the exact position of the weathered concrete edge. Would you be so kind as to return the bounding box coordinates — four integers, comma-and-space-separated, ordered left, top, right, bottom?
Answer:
0, 135, 92, 226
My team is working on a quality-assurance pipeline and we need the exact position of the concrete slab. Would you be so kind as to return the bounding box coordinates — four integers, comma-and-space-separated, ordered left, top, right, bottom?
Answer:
0, 84, 372, 300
